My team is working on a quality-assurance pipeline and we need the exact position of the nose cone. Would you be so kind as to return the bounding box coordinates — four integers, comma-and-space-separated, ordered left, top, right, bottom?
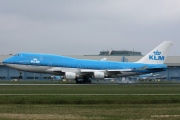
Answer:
2, 60, 8, 68
3, 57, 13, 65
3, 59, 8, 64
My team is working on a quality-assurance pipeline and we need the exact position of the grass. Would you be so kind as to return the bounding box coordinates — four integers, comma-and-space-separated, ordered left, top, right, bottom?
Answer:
0, 104, 180, 119
0, 84, 180, 94
0, 81, 180, 119
0, 84, 180, 104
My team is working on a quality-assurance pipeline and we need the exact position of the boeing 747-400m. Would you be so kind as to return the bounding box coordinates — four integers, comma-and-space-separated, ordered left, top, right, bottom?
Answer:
3, 41, 173, 83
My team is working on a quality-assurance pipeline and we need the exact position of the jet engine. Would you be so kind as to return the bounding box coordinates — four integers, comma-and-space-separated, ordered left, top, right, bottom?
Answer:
65, 72, 76, 80
93, 72, 105, 79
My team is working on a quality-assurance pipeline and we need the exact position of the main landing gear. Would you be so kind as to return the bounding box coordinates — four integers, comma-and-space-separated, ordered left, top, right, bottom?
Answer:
75, 75, 92, 84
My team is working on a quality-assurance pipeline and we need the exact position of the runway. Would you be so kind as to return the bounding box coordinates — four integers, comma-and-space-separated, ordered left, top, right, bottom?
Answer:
0, 94, 180, 96
0, 83, 180, 86
0, 84, 83, 86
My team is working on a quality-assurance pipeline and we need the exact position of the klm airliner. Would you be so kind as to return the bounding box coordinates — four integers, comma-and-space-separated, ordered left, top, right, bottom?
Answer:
3, 41, 173, 83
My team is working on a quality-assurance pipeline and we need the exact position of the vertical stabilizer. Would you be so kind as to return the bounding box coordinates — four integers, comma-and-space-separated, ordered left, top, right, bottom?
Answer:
137, 41, 173, 64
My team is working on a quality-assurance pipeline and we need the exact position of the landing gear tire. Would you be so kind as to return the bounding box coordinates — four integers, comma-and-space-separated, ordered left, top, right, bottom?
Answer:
82, 76, 91, 84
19, 76, 22, 79
75, 78, 81, 84
75, 76, 91, 84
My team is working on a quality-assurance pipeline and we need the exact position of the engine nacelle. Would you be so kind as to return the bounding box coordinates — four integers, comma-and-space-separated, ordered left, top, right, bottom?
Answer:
65, 72, 76, 80
93, 72, 105, 79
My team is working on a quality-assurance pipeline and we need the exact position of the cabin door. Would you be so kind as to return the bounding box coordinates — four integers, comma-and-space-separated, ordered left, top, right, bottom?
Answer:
40, 54, 43, 60
24, 60, 29, 65
48, 62, 52, 67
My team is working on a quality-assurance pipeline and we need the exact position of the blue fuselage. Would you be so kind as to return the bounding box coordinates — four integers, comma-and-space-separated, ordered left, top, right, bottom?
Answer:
3, 53, 167, 75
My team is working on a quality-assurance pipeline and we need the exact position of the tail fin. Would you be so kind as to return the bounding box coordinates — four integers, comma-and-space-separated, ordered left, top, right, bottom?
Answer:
137, 41, 173, 64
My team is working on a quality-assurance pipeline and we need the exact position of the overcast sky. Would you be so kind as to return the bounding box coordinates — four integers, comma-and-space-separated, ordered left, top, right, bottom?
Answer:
0, 0, 180, 56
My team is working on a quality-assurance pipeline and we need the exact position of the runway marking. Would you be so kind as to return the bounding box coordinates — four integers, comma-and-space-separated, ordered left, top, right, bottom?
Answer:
0, 84, 123, 86
0, 84, 82, 86
151, 115, 180, 118
0, 94, 180, 96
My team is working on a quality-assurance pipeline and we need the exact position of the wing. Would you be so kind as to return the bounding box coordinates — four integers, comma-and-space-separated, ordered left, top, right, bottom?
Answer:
81, 69, 133, 75
46, 67, 133, 76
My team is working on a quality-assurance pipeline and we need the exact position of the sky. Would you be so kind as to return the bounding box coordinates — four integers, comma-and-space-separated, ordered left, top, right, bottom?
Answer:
0, 0, 180, 56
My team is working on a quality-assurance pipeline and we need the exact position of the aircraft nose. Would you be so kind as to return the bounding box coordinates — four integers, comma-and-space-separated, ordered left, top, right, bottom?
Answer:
3, 58, 12, 64
3, 59, 8, 64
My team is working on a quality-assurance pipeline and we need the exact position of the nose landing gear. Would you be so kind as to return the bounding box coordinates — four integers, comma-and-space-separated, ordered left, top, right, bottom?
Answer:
19, 71, 23, 79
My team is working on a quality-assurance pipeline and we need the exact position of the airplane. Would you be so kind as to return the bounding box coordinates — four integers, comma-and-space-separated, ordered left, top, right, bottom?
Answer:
2, 41, 173, 84
100, 58, 108, 61
136, 73, 159, 81
134, 73, 167, 81
50, 75, 61, 80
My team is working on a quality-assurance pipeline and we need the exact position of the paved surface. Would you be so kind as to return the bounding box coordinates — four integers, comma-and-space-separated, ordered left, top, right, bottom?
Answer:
0, 83, 180, 86
0, 84, 83, 86
0, 94, 180, 96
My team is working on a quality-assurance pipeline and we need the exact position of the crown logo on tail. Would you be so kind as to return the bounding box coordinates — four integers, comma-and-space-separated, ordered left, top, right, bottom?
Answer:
153, 50, 161, 55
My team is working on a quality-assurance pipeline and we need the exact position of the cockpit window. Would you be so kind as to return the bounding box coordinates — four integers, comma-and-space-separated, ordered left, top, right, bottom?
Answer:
14, 54, 20, 56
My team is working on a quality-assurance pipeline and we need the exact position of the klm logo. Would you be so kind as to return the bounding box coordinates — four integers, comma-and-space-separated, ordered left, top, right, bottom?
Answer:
31, 58, 40, 63
149, 50, 165, 61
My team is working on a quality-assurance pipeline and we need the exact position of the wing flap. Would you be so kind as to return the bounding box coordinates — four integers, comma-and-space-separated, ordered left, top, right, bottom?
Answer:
81, 69, 132, 73
107, 69, 132, 72
46, 68, 62, 72
81, 69, 105, 72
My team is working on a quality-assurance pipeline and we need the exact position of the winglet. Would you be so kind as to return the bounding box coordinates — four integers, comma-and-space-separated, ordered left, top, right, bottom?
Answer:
136, 41, 173, 64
